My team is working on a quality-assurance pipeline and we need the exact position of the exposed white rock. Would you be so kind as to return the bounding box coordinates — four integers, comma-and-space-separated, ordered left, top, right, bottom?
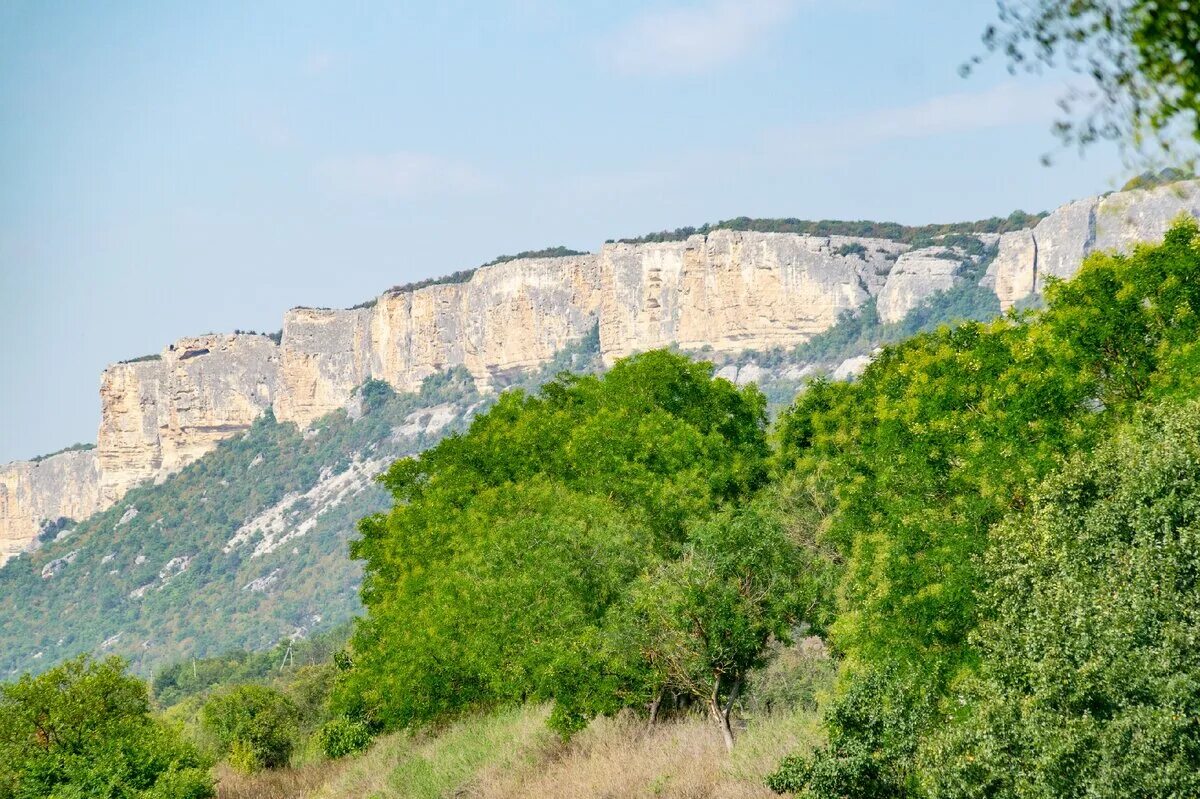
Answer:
877, 248, 963, 323
225, 456, 387, 558
714, 364, 739, 382
242, 568, 282, 593
392, 404, 461, 440
833, 355, 872, 381
735, 363, 769, 386
40, 549, 79, 580
985, 180, 1200, 310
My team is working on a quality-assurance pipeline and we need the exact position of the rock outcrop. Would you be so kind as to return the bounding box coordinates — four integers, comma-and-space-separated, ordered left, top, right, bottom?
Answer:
5, 180, 1200, 564
275, 254, 602, 426
0, 450, 103, 566
986, 180, 1200, 310
598, 231, 904, 362
876, 247, 964, 323
97, 334, 280, 502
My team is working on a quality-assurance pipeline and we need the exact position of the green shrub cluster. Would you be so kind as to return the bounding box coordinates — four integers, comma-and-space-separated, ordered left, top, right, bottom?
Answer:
615, 210, 1043, 245
0, 656, 213, 798
201, 684, 300, 771
766, 219, 1200, 795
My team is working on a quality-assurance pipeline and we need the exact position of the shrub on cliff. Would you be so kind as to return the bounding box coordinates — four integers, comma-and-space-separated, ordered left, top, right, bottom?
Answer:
0, 655, 213, 799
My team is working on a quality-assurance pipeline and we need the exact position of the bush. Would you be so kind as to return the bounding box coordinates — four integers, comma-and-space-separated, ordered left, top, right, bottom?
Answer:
742, 637, 835, 717
319, 717, 372, 759
202, 685, 300, 771
917, 403, 1200, 798
0, 655, 213, 798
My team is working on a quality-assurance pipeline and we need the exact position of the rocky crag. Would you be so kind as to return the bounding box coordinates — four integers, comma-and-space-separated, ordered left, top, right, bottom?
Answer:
3, 179, 1199, 565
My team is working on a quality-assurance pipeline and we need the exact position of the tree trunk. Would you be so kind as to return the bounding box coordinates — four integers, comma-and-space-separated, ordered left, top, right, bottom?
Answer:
707, 676, 739, 752
648, 688, 664, 728
707, 696, 735, 752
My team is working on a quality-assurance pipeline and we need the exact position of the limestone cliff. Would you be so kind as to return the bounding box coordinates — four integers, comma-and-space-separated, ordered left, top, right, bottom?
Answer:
598, 231, 904, 362
98, 334, 280, 502
5, 180, 1200, 565
0, 450, 103, 566
986, 180, 1200, 310
276, 254, 601, 426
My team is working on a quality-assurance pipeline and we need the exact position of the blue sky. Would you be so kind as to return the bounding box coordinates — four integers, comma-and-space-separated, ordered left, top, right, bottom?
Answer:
0, 0, 1128, 463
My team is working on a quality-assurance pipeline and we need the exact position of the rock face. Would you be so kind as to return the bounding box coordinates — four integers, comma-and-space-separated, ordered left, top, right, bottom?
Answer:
0, 450, 103, 567
876, 247, 963, 323
97, 334, 280, 502
275, 255, 602, 426
598, 231, 904, 362
986, 180, 1200, 310
5, 180, 1200, 564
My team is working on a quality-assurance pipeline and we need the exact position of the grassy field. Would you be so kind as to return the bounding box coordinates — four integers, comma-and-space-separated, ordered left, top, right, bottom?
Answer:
214, 702, 824, 799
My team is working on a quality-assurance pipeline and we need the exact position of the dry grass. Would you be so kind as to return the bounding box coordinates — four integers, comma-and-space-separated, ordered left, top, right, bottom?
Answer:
212, 702, 823, 799
214, 760, 347, 799
469, 708, 824, 799
311, 704, 551, 799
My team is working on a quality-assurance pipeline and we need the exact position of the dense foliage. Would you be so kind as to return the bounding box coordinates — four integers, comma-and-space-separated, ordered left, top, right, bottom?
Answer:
339, 351, 782, 739
0, 656, 212, 799
202, 684, 300, 771
918, 404, 1200, 798
767, 219, 1200, 795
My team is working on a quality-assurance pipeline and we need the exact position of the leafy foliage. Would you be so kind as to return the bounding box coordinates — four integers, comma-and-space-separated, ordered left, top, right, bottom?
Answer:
615, 211, 1043, 245
150, 623, 351, 707
607, 502, 815, 749
28, 442, 96, 463
975, 1, 1200, 161
480, 245, 588, 267
917, 403, 1200, 798
202, 684, 300, 771
339, 351, 772, 734
318, 717, 372, 759
0, 656, 213, 799
768, 219, 1200, 795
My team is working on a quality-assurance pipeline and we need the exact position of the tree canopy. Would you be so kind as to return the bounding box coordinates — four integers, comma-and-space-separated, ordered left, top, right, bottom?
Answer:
976, 1, 1200, 162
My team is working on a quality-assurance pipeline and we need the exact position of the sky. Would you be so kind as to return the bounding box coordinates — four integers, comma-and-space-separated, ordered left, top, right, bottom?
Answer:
0, 0, 1130, 463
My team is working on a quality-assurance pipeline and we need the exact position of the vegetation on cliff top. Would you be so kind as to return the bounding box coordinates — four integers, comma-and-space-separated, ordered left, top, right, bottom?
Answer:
614, 210, 1044, 246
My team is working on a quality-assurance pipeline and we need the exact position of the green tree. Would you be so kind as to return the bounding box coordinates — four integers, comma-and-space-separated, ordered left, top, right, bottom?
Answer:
769, 220, 1200, 796
974, 1, 1200, 161
919, 402, 1200, 798
339, 350, 771, 734
201, 684, 299, 771
0, 656, 212, 799
611, 503, 815, 750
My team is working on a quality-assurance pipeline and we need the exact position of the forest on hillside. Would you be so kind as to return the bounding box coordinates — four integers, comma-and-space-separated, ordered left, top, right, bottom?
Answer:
4, 219, 1200, 798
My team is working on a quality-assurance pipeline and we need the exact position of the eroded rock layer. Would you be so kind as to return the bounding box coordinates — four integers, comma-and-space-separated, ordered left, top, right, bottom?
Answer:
986, 180, 1200, 310
0, 450, 103, 566
97, 334, 281, 503
598, 231, 905, 362
5, 180, 1200, 563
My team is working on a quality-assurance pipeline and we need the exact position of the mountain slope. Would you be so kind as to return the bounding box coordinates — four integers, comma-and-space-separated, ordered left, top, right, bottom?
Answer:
0, 375, 481, 677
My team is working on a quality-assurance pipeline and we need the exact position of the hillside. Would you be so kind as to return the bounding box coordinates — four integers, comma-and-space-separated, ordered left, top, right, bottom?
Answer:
7, 179, 1200, 572
3, 180, 1200, 687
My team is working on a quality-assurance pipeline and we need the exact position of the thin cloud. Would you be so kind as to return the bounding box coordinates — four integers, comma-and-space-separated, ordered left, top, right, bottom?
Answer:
600, 0, 799, 76
314, 152, 492, 200
766, 81, 1066, 158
